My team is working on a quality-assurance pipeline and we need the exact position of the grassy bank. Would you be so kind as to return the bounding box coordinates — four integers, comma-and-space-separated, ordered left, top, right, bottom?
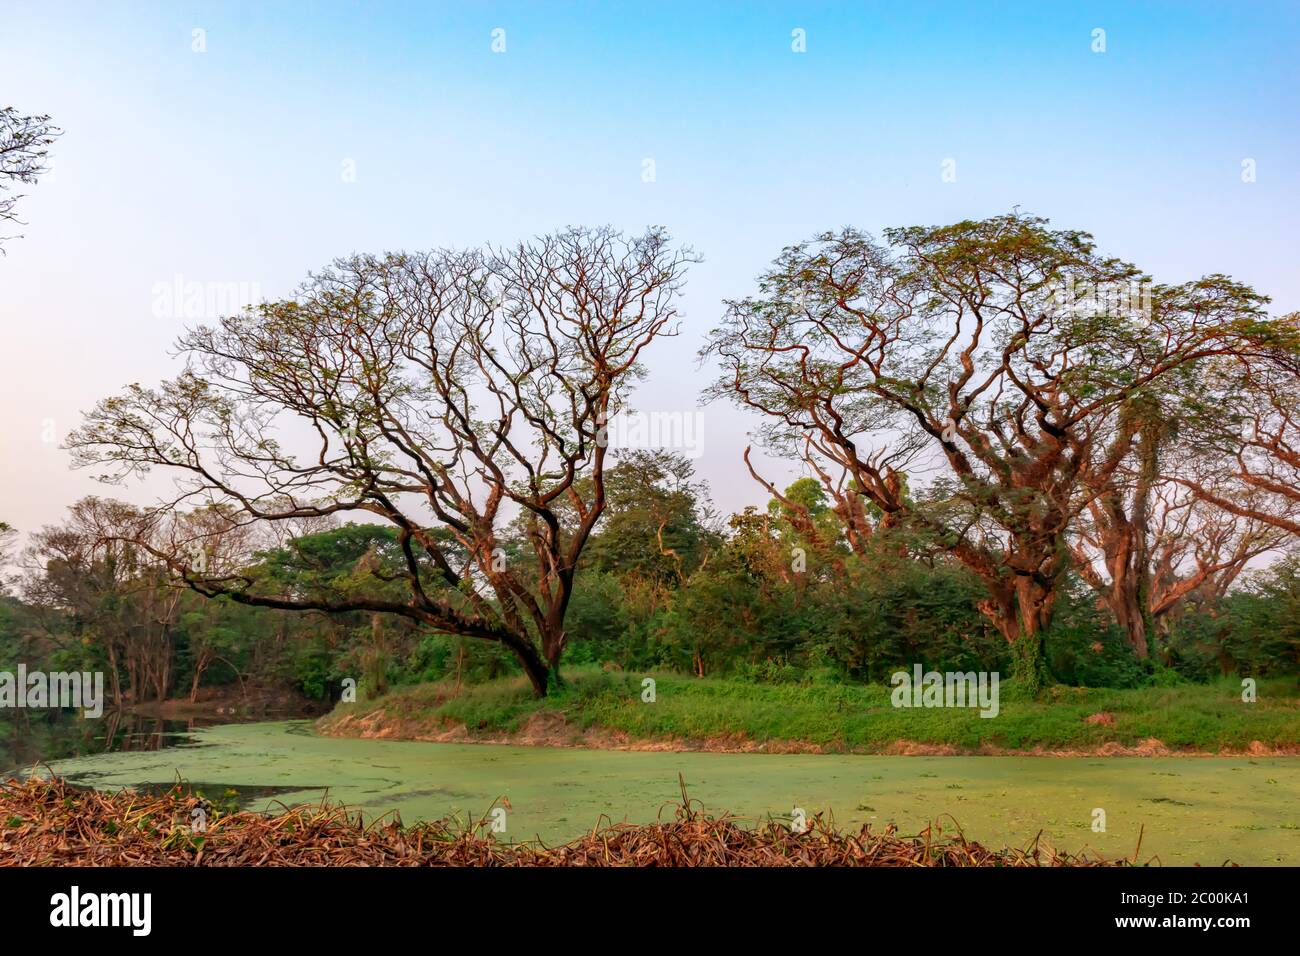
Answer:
317, 667, 1300, 753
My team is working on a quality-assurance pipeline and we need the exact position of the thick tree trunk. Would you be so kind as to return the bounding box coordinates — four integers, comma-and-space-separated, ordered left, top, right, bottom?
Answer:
498, 630, 551, 698
1101, 527, 1151, 659
1012, 578, 1053, 695
1097, 423, 1158, 658
1111, 578, 1149, 659
542, 628, 567, 691
980, 576, 1056, 696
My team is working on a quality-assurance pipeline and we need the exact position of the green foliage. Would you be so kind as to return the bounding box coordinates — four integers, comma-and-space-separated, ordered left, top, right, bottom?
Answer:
1042, 591, 1151, 689
1162, 556, 1300, 679
8, 455, 1299, 717
563, 449, 721, 586
324, 666, 1300, 752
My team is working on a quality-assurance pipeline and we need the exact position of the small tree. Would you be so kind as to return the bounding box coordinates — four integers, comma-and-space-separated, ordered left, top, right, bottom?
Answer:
23, 498, 179, 706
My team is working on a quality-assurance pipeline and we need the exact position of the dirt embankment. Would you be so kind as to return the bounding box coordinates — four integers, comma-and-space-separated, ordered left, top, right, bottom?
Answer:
316, 707, 1299, 757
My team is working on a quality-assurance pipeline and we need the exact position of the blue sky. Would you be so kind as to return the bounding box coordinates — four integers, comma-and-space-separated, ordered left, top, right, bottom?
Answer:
2, 0, 1297, 536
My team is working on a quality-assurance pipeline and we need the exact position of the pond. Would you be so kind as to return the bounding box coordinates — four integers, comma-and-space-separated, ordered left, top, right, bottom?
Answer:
2, 710, 216, 770
15, 719, 1300, 865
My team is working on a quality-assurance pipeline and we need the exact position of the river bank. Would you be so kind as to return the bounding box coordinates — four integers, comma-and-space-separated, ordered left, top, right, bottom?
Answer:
126, 684, 327, 721
315, 668, 1300, 756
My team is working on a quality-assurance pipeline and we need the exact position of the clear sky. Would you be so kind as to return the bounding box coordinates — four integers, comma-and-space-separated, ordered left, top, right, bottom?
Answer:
2, 0, 1298, 544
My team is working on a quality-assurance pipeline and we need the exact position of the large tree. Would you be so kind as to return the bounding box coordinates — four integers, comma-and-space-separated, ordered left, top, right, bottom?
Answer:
68, 227, 696, 696
705, 213, 1292, 689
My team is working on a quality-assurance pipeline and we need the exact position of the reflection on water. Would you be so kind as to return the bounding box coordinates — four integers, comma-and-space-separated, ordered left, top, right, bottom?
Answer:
0, 706, 312, 777
126, 781, 330, 805
0, 710, 195, 775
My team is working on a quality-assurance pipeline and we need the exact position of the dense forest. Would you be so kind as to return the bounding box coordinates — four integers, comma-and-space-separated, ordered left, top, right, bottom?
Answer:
3, 448, 1298, 708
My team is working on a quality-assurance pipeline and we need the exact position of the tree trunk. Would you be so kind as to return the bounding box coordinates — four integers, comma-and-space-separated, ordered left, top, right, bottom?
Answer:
543, 631, 566, 691
1111, 579, 1149, 659
1012, 577, 1054, 694
500, 631, 551, 698
980, 576, 1055, 696
107, 644, 123, 709
158, 626, 172, 701
189, 654, 210, 703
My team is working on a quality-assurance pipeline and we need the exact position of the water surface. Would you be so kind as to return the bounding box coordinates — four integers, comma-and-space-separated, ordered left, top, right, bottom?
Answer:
24, 720, 1300, 865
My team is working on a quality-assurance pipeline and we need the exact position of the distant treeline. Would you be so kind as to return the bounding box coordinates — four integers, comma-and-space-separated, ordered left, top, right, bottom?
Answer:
3, 450, 1297, 707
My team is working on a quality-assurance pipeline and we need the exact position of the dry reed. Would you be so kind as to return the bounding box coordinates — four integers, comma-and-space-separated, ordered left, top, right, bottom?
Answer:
0, 775, 1130, 867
